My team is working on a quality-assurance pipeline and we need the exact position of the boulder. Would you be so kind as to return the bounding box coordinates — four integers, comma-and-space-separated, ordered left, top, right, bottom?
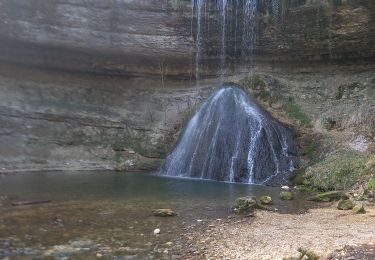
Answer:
280, 191, 294, 200
337, 199, 355, 210
353, 204, 366, 214
260, 195, 273, 205
233, 196, 257, 215
308, 191, 349, 202
152, 209, 177, 217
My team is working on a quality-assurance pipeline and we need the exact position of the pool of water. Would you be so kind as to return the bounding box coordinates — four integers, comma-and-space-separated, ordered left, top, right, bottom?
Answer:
0, 171, 312, 259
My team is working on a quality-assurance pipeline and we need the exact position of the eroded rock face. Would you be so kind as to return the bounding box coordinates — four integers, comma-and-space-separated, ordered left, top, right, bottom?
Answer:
0, 0, 374, 77
0, 0, 193, 78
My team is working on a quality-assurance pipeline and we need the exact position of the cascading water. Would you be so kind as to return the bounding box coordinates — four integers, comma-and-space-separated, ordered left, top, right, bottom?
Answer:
191, 0, 258, 82
161, 84, 297, 185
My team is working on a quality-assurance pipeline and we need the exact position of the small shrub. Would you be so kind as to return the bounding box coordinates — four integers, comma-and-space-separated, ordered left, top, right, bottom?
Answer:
283, 101, 312, 128
305, 152, 370, 191
283, 248, 320, 260
240, 74, 266, 90
297, 248, 320, 260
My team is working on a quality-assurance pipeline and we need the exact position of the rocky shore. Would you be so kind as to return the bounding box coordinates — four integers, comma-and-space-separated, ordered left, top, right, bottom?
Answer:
173, 205, 375, 260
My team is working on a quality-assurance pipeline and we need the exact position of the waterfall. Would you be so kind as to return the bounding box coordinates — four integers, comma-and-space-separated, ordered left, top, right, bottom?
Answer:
219, 0, 228, 81
242, 0, 257, 70
161, 84, 297, 185
191, 0, 258, 82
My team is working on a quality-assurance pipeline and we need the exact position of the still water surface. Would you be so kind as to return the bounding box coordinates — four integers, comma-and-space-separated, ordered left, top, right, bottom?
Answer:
0, 171, 311, 259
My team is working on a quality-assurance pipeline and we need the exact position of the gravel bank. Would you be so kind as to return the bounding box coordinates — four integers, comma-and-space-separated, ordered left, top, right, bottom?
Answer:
176, 206, 375, 259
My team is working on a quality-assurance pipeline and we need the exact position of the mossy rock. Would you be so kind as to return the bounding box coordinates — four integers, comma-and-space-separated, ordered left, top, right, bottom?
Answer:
280, 191, 294, 200
233, 196, 257, 215
337, 199, 355, 210
353, 204, 366, 214
260, 195, 273, 205
152, 209, 177, 217
308, 191, 349, 202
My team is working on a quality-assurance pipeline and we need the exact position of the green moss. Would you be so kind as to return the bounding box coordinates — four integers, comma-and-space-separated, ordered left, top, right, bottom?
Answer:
309, 191, 348, 202
283, 101, 312, 128
353, 204, 366, 214
259, 195, 273, 205
337, 199, 355, 210
305, 152, 370, 191
234, 196, 257, 215
280, 191, 294, 200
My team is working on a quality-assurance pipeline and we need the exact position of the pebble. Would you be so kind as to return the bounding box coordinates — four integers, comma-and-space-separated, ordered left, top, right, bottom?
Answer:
281, 186, 290, 191
154, 228, 161, 235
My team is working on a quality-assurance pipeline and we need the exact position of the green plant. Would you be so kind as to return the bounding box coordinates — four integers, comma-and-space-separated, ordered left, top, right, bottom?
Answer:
367, 176, 375, 192
305, 152, 370, 191
283, 248, 320, 260
283, 101, 312, 128
297, 248, 320, 260
240, 74, 266, 89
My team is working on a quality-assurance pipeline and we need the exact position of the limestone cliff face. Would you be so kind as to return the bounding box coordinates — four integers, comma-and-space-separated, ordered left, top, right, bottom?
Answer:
0, 0, 193, 78
0, 0, 374, 77
0, 0, 374, 172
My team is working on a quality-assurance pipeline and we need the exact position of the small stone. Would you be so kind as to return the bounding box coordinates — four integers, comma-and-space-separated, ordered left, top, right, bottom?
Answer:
197, 219, 203, 223
260, 195, 273, 205
152, 209, 177, 217
96, 253, 103, 258
165, 242, 173, 247
280, 191, 294, 200
353, 204, 366, 214
281, 186, 290, 191
153, 228, 161, 235
337, 199, 355, 210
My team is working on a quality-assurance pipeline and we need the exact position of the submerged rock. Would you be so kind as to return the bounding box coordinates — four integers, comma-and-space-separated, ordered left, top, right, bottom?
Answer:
309, 191, 349, 202
152, 209, 177, 217
233, 196, 257, 215
280, 191, 294, 200
260, 196, 273, 205
153, 229, 161, 235
337, 199, 355, 210
353, 204, 366, 214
